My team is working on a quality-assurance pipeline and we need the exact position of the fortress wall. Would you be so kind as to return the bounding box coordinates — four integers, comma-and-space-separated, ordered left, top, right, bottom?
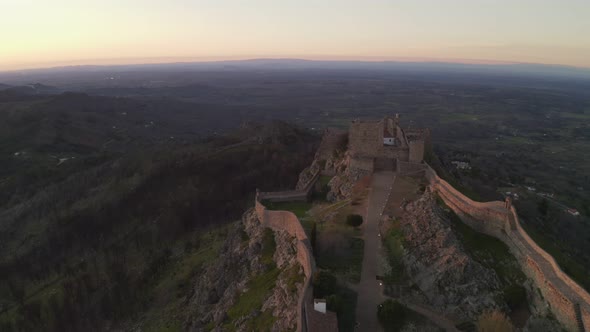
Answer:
315, 128, 347, 161
396, 126, 410, 148
408, 140, 425, 163
259, 192, 308, 202
397, 161, 427, 175
385, 118, 397, 139
254, 198, 316, 332
521, 256, 579, 331
259, 208, 314, 277
350, 157, 374, 171
583, 306, 590, 332
258, 172, 321, 203
381, 148, 410, 161
425, 164, 590, 331
510, 206, 590, 303
426, 166, 511, 233
349, 121, 383, 156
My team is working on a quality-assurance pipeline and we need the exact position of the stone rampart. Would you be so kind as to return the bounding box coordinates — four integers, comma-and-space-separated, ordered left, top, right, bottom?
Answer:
258, 171, 320, 203
398, 161, 427, 175
425, 164, 590, 331
381, 147, 410, 161
349, 120, 383, 156
315, 128, 348, 161
408, 140, 425, 163
254, 198, 316, 332
425, 166, 513, 233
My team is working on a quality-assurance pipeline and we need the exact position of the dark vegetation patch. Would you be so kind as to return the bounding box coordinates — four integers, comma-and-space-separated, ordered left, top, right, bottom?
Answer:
313, 270, 357, 332
383, 218, 406, 285
377, 299, 408, 332
316, 237, 364, 283
2, 69, 590, 330
440, 203, 530, 323
345, 214, 363, 227
225, 229, 279, 331
0, 105, 317, 331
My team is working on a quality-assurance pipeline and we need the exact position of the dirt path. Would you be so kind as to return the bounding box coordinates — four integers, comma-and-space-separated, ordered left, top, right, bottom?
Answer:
355, 171, 395, 331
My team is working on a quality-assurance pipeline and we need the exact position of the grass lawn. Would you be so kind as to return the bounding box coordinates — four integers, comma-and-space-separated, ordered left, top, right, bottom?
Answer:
316, 237, 364, 283
383, 218, 406, 284
328, 286, 358, 332
264, 200, 313, 219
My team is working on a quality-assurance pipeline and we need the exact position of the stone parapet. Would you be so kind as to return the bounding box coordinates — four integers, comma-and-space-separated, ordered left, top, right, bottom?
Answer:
254, 197, 317, 332
258, 171, 321, 203
425, 164, 589, 332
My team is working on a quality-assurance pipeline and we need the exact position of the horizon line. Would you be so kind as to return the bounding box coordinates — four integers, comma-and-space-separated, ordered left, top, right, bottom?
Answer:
2, 55, 590, 74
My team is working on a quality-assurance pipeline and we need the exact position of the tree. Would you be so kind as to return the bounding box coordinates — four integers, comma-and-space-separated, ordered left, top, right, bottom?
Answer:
346, 214, 363, 227
503, 284, 527, 310
476, 310, 515, 332
538, 198, 549, 217
313, 271, 337, 298
377, 299, 407, 331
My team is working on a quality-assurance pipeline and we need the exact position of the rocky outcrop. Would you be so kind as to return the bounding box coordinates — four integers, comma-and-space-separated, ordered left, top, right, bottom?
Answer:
185, 209, 304, 331
326, 151, 363, 201
261, 229, 303, 330
295, 160, 321, 190
400, 193, 503, 321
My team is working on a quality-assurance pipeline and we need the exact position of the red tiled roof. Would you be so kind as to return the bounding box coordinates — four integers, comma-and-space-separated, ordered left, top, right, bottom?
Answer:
308, 309, 339, 332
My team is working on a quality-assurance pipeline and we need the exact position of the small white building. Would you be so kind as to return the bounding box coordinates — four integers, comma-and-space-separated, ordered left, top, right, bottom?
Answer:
451, 161, 472, 170
314, 299, 327, 314
566, 208, 580, 217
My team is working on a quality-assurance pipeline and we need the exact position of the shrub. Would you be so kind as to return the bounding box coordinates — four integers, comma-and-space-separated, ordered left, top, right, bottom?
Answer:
476, 310, 515, 332
311, 222, 317, 252
326, 294, 343, 312
346, 214, 363, 227
313, 270, 337, 298
503, 284, 527, 310
377, 299, 407, 331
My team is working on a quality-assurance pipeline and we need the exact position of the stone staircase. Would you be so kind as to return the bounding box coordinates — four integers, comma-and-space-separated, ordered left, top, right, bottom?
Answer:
575, 303, 586, 332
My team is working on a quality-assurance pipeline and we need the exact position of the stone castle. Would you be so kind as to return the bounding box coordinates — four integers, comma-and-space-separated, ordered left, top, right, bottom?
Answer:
254, 115, 590, 332
348, 114, 430, 175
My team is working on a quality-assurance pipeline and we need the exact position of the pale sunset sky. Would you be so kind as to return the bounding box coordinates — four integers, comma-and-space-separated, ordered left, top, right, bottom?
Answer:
1, 0, 589, 70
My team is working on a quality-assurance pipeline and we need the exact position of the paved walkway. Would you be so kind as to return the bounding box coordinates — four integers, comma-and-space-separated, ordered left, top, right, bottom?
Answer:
355, 171, 395, 332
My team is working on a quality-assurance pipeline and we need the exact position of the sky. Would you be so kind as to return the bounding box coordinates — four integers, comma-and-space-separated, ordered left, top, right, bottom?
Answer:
1, 0, 589, 70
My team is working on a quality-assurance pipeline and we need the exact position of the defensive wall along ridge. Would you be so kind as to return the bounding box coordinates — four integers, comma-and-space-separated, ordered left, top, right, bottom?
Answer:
258, 171, 321, 203
254, 172, 321, 332
425, 165, 590, 332
254, 198, 315, 332
254, 197, 316, 332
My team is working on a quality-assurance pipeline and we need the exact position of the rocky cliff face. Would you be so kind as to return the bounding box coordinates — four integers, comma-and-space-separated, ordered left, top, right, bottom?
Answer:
294, 128, 355, 201
400, 193, 503, 321
185, 209, 304, 331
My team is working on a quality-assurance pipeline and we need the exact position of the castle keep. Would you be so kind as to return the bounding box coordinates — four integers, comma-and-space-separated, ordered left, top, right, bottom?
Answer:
348, 114, 430, 174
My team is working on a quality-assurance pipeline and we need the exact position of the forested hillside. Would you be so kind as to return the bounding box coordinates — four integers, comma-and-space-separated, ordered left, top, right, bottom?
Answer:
0, 92, 318, 331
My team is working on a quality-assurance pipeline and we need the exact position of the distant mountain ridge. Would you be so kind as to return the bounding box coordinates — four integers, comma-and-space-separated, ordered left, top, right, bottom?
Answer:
2, 58, 590, 80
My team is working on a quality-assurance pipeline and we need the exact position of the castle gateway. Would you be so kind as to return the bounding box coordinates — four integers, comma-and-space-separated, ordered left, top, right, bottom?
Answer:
348, 114, 430, 174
